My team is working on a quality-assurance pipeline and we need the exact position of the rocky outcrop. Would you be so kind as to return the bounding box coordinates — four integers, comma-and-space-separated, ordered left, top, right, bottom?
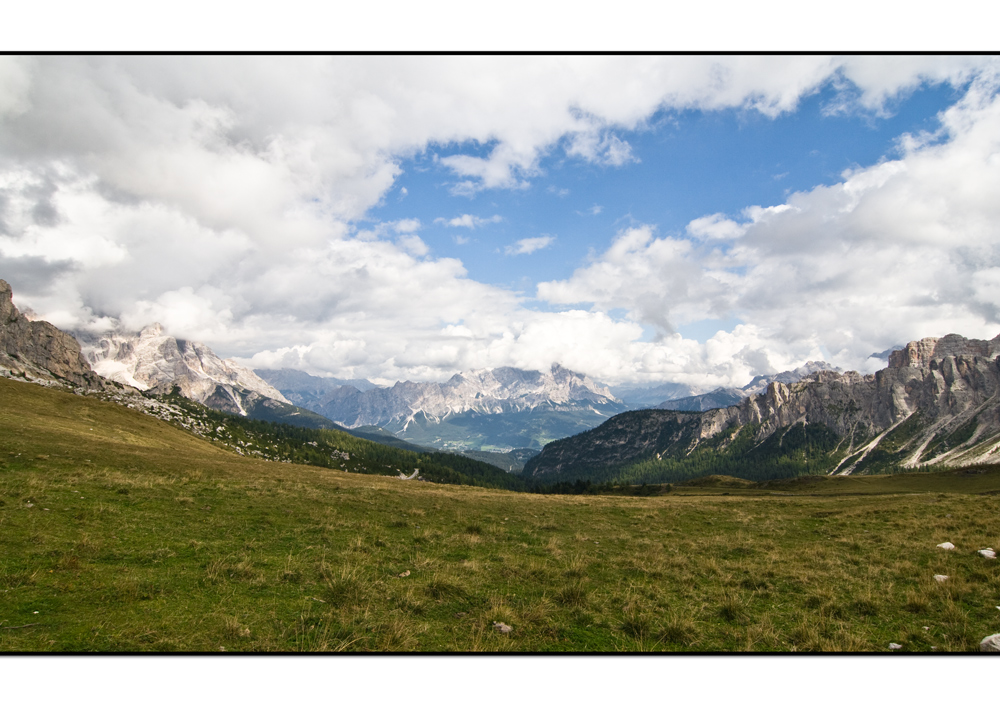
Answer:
79, 324, 290, 416
525, 333, 1000, 481
0, 279, 104, 389
888, 333, 1000, 368
657, 361, 840, 412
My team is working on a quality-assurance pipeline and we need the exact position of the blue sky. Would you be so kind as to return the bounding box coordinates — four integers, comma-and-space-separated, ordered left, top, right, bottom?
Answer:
368, 79, 962, 341
374, 80, 957, 284
3, 56, 1000, 388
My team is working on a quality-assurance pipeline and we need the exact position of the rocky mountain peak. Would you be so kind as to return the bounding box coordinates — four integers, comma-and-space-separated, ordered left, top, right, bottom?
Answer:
80, 324, 289, 414
526, 330, 1000, 482
888, 333, 1000, 368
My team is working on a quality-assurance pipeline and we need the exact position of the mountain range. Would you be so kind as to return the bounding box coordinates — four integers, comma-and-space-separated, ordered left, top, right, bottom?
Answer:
263, 364, 630, 451
64, 316, 855, 455
8, 277, 1000, 488
524, 333, 1000, 484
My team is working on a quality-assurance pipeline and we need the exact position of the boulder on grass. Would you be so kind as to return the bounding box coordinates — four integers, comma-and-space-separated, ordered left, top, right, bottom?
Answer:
936, 542, 955, 550
980, 634, 1000, 652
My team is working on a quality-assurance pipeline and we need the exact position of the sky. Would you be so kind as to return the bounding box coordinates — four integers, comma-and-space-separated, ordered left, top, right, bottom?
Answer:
2, 55, 1000, 390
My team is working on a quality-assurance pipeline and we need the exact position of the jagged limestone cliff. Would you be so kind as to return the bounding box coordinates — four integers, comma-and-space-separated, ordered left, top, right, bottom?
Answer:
524, 333, 1000, 482
0, 279, 104, 389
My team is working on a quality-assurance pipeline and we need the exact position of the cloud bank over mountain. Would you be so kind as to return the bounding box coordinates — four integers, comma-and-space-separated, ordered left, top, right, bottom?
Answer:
1, 56, 998, 387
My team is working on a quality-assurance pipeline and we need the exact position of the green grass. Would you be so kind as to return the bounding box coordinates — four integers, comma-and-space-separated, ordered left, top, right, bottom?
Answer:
2, 377, 1000, 652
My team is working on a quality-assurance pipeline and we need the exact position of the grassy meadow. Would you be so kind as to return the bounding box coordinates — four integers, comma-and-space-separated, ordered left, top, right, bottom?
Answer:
1, 377, 999, 652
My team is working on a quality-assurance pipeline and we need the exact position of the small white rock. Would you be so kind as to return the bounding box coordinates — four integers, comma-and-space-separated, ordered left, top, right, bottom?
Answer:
492, 621, 513, 635
936, 542, 955, 550
888, 643, 902, 650
980, 633, 1000, 652
978, 548, 996, 559
933, 574, 949, 583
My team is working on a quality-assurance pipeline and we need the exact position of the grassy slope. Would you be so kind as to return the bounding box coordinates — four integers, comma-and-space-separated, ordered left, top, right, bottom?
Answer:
145, 390, 523, 491
2, 377, 1000, 652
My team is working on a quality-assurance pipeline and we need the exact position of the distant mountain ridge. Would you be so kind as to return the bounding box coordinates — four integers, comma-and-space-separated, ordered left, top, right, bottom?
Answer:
524, 333, 1000, 484
611, 381, 701, 409
262, 364, 629, 451
320, 364, 621, 427
255, 368, 378, 410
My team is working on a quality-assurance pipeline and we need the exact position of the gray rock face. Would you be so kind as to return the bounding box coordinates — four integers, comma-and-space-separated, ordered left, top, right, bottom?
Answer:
980, 633, 1000, 652
888, 333, 1000, 368
740, 361, 843, 397
0, 279, 104, 389
681, 339, 1000, 470
80, 324, 289, 415
525, 332, 1000, 479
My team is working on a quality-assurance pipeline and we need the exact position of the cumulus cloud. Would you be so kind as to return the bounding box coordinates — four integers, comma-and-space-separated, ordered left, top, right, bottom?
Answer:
392, 218, 421, 233
505, 236, 555, 255
538, 65, 1000, 379
2, 56, 999, 387
434, 213, 502, 229
686, 213, 747, 241
566, 132, 637, 166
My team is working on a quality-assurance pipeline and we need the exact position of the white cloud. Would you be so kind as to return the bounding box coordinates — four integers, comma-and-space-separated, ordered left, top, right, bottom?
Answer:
434, 213, 502, 229
566, 132, 637, 166
392, 218, 421, 233
686, 213, 747, 241
538, 67, 1000, 378
396, 234, 429, 256
0, 57, 32, 118
3, 57, 1000, 387
505, 236, 555, 256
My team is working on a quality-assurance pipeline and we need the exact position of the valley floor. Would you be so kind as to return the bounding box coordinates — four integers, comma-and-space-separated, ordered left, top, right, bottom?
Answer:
2, 378, 999, 652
